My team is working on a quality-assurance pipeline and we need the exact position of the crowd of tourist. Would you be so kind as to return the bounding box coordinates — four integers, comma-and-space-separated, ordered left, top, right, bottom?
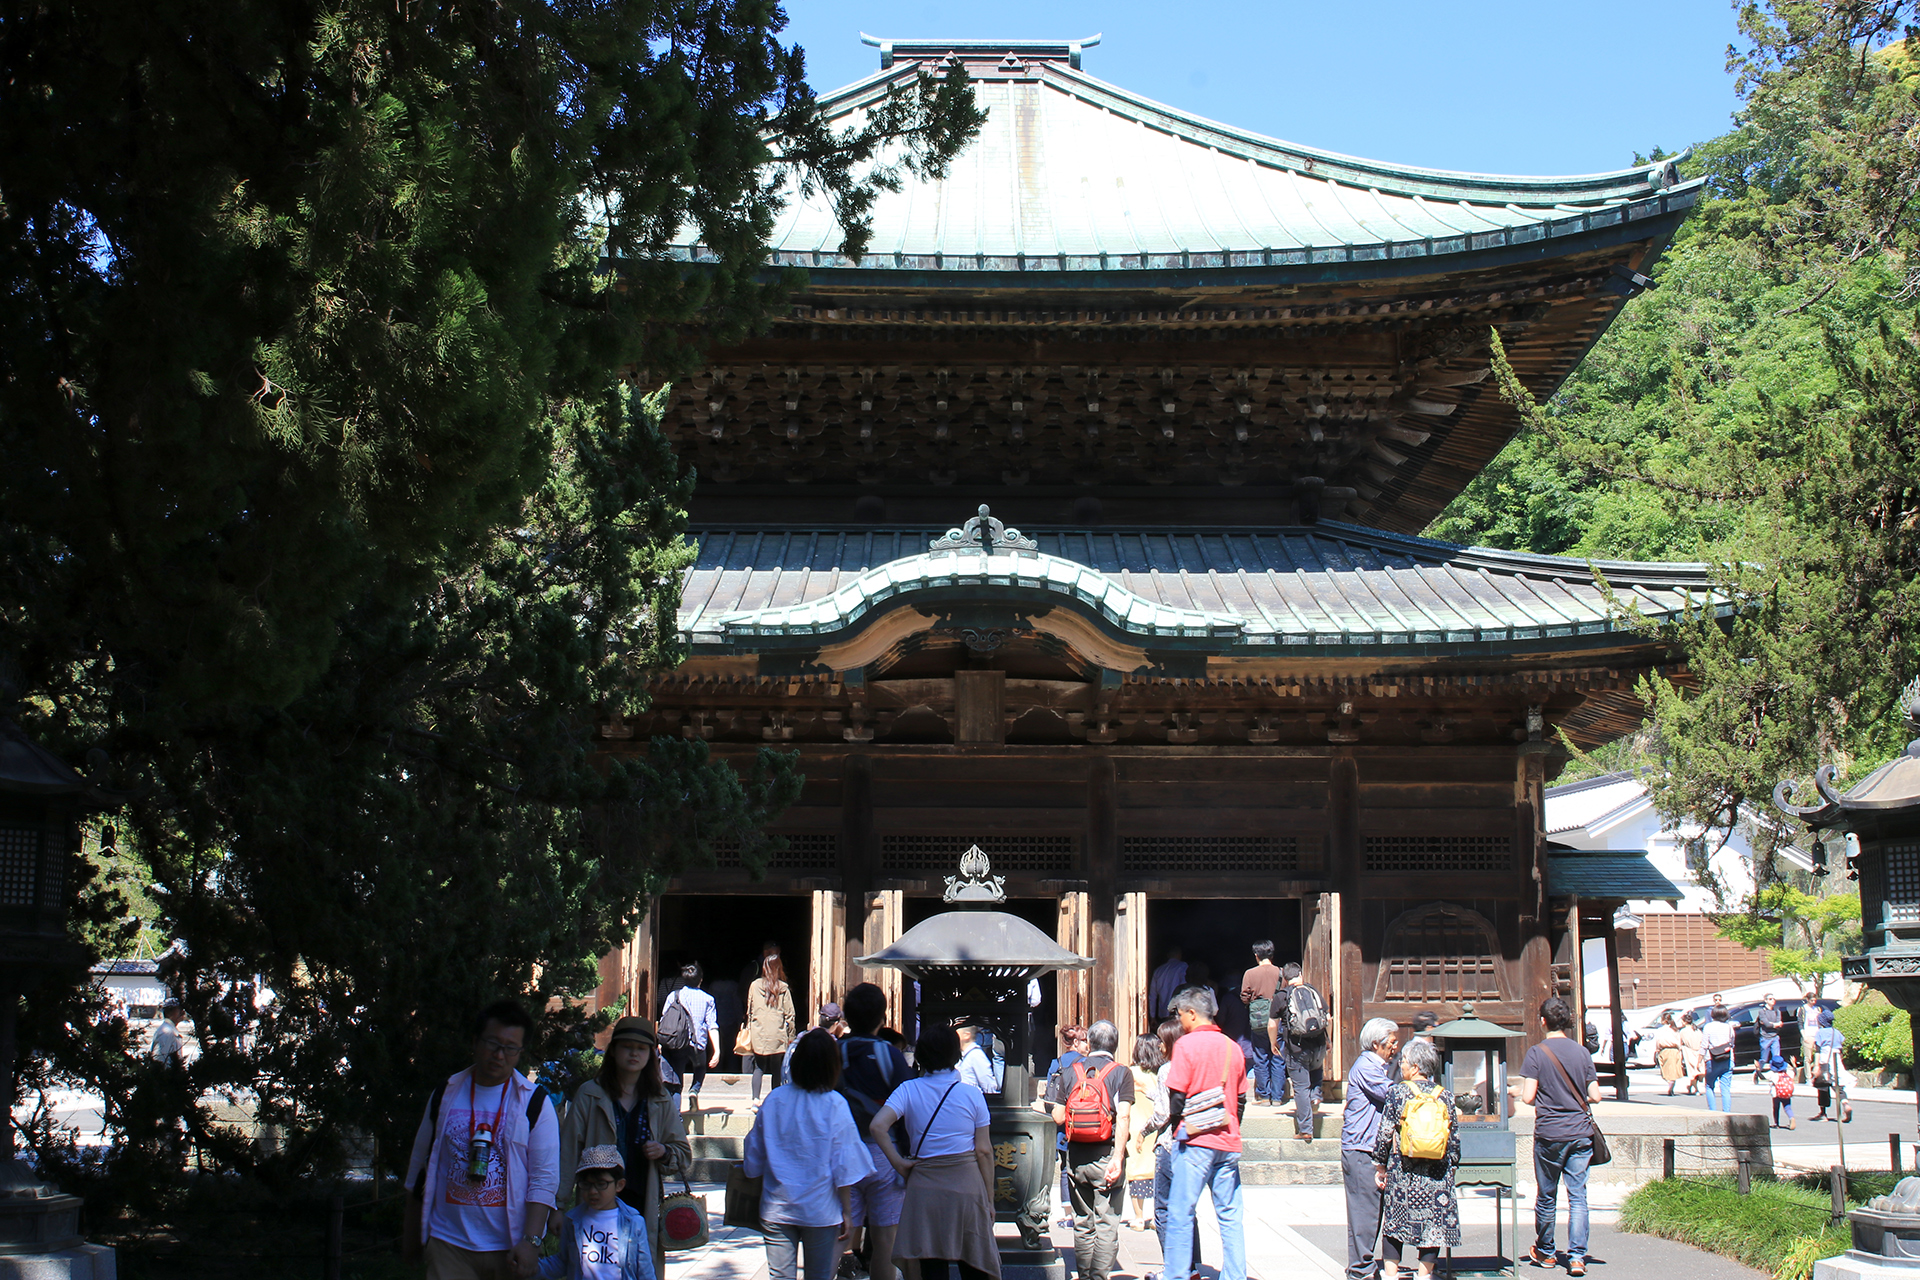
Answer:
395, 932, 1608, 1280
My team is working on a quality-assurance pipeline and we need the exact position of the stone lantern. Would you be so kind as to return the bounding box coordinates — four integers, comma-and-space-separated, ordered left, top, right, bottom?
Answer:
855, 847, 1094, 1277
0, 716, 120, 1276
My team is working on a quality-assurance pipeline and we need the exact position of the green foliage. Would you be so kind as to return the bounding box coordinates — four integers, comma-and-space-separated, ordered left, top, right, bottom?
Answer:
1708, 884, 1857, 990
1433, 7, 1920, 910
0, 0, 982, 1196
1619, 1176, 1848, 1280
1833, 992, 1913, 1071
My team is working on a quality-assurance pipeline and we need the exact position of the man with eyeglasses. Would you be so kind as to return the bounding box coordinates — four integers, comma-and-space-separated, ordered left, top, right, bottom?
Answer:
405, 1000, 561, 1280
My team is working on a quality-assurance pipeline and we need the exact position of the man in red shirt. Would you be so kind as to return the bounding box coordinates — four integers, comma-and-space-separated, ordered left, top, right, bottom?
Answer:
1161, 986, 1248, 1280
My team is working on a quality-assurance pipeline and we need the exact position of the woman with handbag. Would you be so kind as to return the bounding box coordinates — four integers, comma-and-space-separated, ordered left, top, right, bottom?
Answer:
743, 1029, 875, 1280
558, 1016, 693, 1280
1678, 1012, 1705, 1096
747, 947, 798, 1106
869, 1023, 1001, 1280
1370, 1039, 1462, 1280
1125, 1034, 1164, 1231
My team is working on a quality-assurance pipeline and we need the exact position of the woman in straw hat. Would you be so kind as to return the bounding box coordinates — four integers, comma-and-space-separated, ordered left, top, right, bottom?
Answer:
868, 1023, 1001, 1280
559, 1016, 692, 1280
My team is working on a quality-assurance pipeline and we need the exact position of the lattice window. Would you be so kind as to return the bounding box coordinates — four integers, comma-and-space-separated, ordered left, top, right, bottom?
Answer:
709, 833, 838, 870
1122, 836, 1298, 873
1886, 841, 1920, 926
1365, 835, 1511, 874
0, 825, 38, 908
881, 835, 1076, 873
1373, 903, 1507, 1002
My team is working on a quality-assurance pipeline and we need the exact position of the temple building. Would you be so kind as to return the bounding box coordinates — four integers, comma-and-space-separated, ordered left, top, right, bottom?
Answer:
592, 35, 1714, 1076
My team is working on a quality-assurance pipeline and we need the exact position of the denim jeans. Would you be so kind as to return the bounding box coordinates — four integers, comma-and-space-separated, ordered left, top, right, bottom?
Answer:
1163, 1144, 1244, 1280
1533, 1137, 1592, 1261
1704, 1058, 1734, 1111
1153, 1144, 1201, 1272
1247, 1041, 1283, 1101
1757, 1034, 1781, 1075
765, 1223, 840, 1280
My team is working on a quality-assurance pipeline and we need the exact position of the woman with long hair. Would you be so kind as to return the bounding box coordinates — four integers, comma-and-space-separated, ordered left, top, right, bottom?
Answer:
1125, 1033, 1165, 1231
558, 1016, 693, 1280
1149, 1016, 1199, 1275
869, 1024, 1000, 1280
747, 945, 798, 1104
1653, 1012, 1684, 1096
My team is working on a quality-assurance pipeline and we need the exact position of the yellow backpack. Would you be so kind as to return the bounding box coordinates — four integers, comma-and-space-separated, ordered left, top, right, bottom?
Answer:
1399, 1085, 1452, 1160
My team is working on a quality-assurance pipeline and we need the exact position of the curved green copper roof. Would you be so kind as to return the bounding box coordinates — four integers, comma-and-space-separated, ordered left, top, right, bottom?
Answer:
680, 520, 1730, 659
670, 47, 1702, 274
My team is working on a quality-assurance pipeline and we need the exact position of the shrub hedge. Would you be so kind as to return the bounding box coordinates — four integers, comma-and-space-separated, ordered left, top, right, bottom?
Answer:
1833, 993, 1913, 1072
1619, 1176, 1848, 1280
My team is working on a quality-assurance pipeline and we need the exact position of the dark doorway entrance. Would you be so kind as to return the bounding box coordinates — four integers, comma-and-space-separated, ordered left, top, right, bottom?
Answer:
658, 894, 810, 1071
1146, 897, 1302, 1044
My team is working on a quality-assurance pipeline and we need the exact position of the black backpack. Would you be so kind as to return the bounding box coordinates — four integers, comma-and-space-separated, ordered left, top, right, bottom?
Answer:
658, 992, 696, 1051
1286, 985, 1327, 1042
838, 1036, 908, 1147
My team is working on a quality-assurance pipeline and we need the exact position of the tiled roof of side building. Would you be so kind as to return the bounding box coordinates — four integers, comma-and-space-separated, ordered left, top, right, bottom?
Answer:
679, 521, 1722, 653
669, 39, 1702, 275
1547, 850, 1684, 902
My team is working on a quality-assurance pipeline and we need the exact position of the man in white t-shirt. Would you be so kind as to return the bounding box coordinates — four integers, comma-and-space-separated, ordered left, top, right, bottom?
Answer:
404, 1000, 561, 1280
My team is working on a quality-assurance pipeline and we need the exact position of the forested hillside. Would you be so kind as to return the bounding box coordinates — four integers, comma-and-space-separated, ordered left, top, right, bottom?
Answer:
1425, 4, 1919, 874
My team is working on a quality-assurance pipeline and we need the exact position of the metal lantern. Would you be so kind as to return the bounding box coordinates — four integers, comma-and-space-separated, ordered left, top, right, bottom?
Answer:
1428, 1001, 1525, 1276
855, 848, 1094, 1265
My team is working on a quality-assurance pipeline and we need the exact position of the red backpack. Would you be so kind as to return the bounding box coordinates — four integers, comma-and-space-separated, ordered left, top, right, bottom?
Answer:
1063, 1060, 1123, 1143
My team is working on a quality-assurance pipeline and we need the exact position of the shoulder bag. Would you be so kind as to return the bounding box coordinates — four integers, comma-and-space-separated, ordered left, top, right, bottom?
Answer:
660, 1175, 710, 1250
723, 1162, 763, 1231
1181, 1039, 1239, 1137
1541, 1041, 1611, 1166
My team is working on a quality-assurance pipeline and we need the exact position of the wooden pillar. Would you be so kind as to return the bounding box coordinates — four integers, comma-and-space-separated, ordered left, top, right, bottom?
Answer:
861, 889, 905, 1025
1088, 757, 1118, 1022
1305, 891, 1339, 1086
1115, 891, 1148, 1057
1517, 741, 1552, 1048
1603, 906, 1629, 1100
1330, 751, 1363, 1075
842, 755, 875, 991
1566, 900, 1586, 1035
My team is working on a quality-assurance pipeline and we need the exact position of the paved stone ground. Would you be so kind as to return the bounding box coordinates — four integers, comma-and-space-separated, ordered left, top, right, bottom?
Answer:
664, 1179, 1769, 1280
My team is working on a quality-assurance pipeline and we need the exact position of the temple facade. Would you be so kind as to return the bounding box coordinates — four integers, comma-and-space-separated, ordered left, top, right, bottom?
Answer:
591, 36, 1712, 1077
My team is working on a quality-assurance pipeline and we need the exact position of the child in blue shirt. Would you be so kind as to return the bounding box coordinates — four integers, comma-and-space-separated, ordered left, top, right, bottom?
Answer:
541, 1145, 655, 1280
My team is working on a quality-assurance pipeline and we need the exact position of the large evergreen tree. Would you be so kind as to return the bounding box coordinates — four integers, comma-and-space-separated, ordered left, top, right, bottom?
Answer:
0, 0, 981, 1188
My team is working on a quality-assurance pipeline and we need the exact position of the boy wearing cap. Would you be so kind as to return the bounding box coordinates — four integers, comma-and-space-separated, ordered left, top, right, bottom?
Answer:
541, 1146, 653, 1280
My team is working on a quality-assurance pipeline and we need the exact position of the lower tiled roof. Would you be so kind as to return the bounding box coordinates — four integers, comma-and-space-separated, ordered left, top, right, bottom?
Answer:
680, 520, 1721, 654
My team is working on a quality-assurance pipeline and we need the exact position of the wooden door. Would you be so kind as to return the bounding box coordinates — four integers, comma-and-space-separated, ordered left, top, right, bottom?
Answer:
861, 889, 905, 1024
1057, 891, 1092, 1033
810, 889, 847, 1013
1114, 891, 1148, 1056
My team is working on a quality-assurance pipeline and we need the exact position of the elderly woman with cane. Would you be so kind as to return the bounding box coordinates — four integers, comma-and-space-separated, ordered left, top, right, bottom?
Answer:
1370, 1039, 1461, 1280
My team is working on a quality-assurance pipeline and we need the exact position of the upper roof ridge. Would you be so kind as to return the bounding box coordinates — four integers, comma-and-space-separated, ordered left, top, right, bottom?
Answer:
860, 33, 1102, 70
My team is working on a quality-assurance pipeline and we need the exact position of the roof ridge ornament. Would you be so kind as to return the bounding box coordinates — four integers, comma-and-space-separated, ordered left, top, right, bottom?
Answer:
944, 844, 1007, 903
929, 504, 1039, 557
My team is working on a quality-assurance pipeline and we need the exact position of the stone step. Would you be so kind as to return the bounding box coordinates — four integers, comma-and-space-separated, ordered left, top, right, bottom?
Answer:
1241, 1138, 1340, 1162
1241, 1160, 1344, 1186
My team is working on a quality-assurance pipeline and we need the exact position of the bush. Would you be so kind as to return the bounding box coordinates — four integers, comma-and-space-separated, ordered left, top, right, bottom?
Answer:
1620, 1176, 1848, 1280
1834, 993, 1913, 1072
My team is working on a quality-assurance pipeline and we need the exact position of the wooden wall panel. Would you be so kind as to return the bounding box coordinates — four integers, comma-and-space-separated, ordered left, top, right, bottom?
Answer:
1615, 914, 1774, 1008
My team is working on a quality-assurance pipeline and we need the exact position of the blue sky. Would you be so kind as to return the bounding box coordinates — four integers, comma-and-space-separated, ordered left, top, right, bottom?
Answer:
779, 1, 1745, 176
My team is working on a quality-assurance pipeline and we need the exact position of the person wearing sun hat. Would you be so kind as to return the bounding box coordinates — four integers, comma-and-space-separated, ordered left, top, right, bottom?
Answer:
558, 1016, 690, 1280
540, 1145, 653, 1280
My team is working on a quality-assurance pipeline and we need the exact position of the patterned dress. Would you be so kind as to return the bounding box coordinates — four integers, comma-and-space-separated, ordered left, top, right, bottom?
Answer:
1369, 1079, 1463, 1249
